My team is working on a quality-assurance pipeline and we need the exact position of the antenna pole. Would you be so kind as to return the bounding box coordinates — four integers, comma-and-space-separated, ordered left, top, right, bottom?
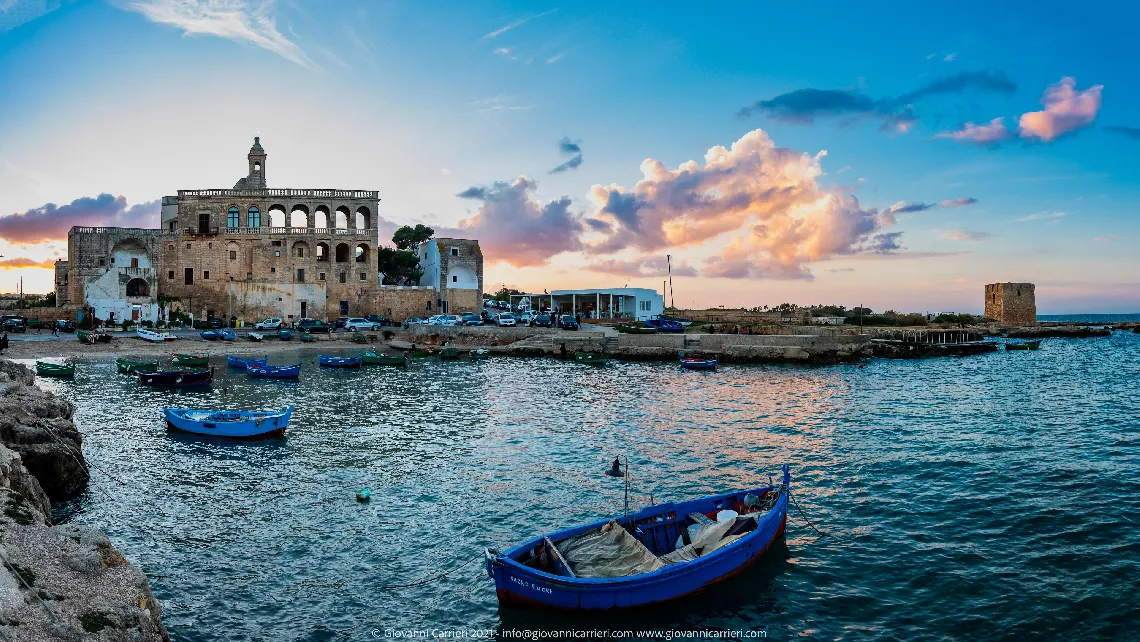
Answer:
667, 255, 674, 310
623, 456, 630, 522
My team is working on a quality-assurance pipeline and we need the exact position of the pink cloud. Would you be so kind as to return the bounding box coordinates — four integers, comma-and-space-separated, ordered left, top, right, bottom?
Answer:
1018, 77, 1103, 141
0, 194, 159, 244
454, 176, 582, 267
584, 257, 698, 278
935, 117, 1012, 145
940, 197, 978, 208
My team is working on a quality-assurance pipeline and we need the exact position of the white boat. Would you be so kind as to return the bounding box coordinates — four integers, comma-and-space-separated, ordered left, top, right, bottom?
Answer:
137, 327, 176, 343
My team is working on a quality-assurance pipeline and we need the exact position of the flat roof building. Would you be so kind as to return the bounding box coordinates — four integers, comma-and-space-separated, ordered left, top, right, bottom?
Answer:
517, 288, 664, 321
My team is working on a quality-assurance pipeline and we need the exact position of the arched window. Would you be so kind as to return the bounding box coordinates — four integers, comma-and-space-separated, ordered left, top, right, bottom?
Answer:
126, 278, 150, 297
227, 206, 240, 228
335, 243, 350, 262
247, 206, 261, 228
334, 207, 350, 229
355, 244, 370, 263
316, 242, 329, 261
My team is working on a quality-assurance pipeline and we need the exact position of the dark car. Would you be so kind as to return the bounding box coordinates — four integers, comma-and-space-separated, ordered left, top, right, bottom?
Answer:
460, 312, 482, 326
333, 317, 350, 329
297, 318, 333, 334
193, 318, 224, 330
533, 314, 552, 328
1, 315, 27, 333
559, 315, 579, 330
364, 314, 393, 327
55, 319, 76, 332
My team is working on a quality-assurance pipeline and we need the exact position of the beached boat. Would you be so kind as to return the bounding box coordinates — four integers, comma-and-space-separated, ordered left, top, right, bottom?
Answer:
352, 332, 368, 344
163, 406, 294, 438
615, 324, 658, 334
318, 355, 362, 368
679, 357, 718, 371
278, 329, 294, 341
77, 329, 113, 344
645, 318, 685, 333
172, 353, 209, 366
200, 330, 222, 341
227, 354, 267, 369
35, 361, 75, 378
440, 346, 461, 360
245, 363, 301, 379
575, 351, 609, 365
471, 348, 490, 359
361, 351, 407, 366
116, 357, 158, 375
248, 332, 264, 342
138, 367, 214, 388
219, 328, 237, 341
299, 331, 314, 343
487, 465, 790, 610
1006, 340, 1041, 351
137, 327, 176, 343
411, 347, 436, 358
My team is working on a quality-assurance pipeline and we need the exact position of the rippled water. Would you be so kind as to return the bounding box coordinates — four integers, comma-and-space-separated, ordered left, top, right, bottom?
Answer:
32, 331, 1140, 640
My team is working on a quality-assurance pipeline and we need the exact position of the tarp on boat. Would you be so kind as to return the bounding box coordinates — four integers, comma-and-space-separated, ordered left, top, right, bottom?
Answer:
660, 515, 753, 564
557, 520, 664, 578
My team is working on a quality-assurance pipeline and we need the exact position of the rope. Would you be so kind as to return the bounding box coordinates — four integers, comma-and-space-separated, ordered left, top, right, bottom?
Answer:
788, 490, 844, 541
376, 554, 480, 590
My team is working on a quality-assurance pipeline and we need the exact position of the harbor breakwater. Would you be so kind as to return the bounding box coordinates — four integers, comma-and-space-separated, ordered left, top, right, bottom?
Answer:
0, 360, 168, 641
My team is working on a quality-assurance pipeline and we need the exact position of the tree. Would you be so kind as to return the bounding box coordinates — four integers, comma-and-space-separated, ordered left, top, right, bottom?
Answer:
392, 224, 435, 250
377, 247, 424, 285
490, 287, 523, 302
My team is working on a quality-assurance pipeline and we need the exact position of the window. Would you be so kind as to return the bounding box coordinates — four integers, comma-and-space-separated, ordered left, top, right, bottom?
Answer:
340, 301, 349, 316
297, 269, 305, 283
167, 244, 174, 250
184, 268, 193, 285
452, 275, 458, 283
130, 258, 139, 268
247, 206, 260, 228
339, 273, 346, 284
98, 258, 105, 267
450, 247, 459, 257
168, 270, 174, 280
168, 222, 177, 232
227, 206, 240, 228
318, 272, 326, 281
271, 240, 282, 247
110, 257, 115, 265
203, 271, 210, 280
186, 243, 191, 249
229, 251, 237, 260
270, 267, 276, 274
359, 272, 366, 281
296, 247, 305, 258
198, 213, 211, 233
246, 272, 252, 279
274, 250, 281, 257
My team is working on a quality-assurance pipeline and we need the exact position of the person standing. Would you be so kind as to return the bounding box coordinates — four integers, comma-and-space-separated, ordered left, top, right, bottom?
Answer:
0, 332, 8, 353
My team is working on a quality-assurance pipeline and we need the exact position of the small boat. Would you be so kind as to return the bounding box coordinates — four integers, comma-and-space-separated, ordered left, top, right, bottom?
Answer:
77, 329, 113, 344
487, 465, 790, 610
35, 361, 75, 378
411, 346, 436, 358
1006, 340, 1041, 351
219, 328, 237, 341
248, 332, 264, 342
200, 330, 222, 341
246, 363, 301, 379
278, 329, 294, 341
645, 318, 685, 333
172, 353, 210, 366
116, 357, 159, 375
440, 346, 461, 360
318, 355, 362, 368
138, 367, 215, 387
137, 327, 176, 343
361, 351, 407, 366
227, 354, 268, 369
471, 349, 490, 360
680, 357, 718, 371
352, 332, 368, 344
299, 331, 314, 343
615, 323, 658, 334
163, 406, 294, 438
575, 351, 609, 365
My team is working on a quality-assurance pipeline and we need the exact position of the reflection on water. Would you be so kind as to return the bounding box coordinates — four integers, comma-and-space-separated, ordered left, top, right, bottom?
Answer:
38, 333, 1140, 640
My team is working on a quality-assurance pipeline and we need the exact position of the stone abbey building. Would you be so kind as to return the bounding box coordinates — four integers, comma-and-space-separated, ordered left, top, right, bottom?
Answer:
59, 138, 482, 324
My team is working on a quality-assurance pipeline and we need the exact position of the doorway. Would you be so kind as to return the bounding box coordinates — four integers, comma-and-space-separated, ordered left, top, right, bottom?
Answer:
300, 301, 307, 319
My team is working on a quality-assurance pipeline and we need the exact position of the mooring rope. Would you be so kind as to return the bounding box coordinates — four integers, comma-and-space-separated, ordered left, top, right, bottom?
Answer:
789, 490, 844, 542
376, 554, 481, 590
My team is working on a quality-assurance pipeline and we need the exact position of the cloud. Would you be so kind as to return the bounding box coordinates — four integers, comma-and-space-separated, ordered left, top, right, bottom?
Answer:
1, 0, 64, 33
584, 257, 698, 278
586, 129, 899, 280
943, 53, 956, 62
1017, 77, 1103, 141
888, 201, 937, 214
935, 117, 1012, 145
549, 137, 584, 174
545, 51, 569, 64
454, 176, 582, 267
829, 267, 856, 273
0, 257, 57, 270
480, 9, 556, 39
1014, 211, 1066, 223
1092, 234, 1126, 242
1105, 125, 1140, 140
492, 47, 518, 60
0, 194, 160, 244
940, 229, 993, 241
738, 71, 1016, 131
940, 197, 978, 207
471, 95, 534, 113
125, 0, 312, 68
549, 155, 583, 174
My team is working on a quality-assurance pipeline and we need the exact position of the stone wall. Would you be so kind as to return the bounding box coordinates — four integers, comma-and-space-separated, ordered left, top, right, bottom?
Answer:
984, 282, 1036, 325
677, 308, 809, 324
367, 286, 435, 321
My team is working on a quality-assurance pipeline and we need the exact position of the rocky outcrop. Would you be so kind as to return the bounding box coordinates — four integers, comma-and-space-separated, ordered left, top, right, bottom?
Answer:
0, 360, 89, 501
0, 361, 169, 641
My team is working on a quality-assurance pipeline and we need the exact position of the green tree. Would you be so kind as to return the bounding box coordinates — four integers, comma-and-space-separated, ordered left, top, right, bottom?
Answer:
377, 247, 424, 285
490, 287, 523, 302
392, 224, 436, 250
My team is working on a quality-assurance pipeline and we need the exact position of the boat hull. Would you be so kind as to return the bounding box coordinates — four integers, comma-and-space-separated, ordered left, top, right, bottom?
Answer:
116, 358, 158, 375
172, 354, 209, 367
227, 355, 268, 369
36, 363, 75, 378
138, 368, 214, 387
680, 359, 718, 371
164, 406, 293, 438
137, 328, 176, 342
77, 330, 113, 343
318, 356, 362, 368
245, 364, 301, 378
574, 352, 608, 365
361, 353, 406, 366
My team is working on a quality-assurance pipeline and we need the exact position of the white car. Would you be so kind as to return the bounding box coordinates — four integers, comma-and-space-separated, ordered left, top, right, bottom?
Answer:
254, 317, 283, 330
497, 313, 517, 327
424, 315, 457, 326
344, 317, 381, 331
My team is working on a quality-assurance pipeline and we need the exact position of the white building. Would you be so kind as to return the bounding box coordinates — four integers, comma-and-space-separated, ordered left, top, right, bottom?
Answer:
542, 288, 664, 321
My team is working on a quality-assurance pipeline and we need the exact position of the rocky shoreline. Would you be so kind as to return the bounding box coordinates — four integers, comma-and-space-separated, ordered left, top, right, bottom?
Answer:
0, 360, 168, 641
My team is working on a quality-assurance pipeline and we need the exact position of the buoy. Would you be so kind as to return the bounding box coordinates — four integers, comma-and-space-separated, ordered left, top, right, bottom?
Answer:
356, 488, 371, 502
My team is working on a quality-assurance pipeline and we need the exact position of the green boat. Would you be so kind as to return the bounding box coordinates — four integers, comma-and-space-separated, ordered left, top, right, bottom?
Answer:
278, 329, 294, 341
352, 332, 368, 344
410, 347, 436, 358
440, 346, 461, 360
1006, 340, 1041, 351
172, 353, 210, 366
35, 361, 75, 378
116, 357, 158, 374
575, 351, 609, 365
77, 329, 113, 344
361, 351, 407, 366
471, 349, 490, 359
299, 331, 314, 343
614, 324, 657, 334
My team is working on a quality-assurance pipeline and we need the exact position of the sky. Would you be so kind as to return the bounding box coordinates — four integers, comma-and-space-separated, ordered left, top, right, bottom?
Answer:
0, 0, 1137, 313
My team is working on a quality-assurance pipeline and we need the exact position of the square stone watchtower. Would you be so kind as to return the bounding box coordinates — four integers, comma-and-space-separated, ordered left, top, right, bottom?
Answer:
985, 282, 1037, 324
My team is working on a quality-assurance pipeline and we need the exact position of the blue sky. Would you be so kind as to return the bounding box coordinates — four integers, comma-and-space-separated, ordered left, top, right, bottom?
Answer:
1, 0, 1137, 312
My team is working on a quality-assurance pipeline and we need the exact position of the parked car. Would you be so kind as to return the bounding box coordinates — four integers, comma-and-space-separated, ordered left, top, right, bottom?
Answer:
460, 312, 482, 326
344, 317, 381, 332
54, 319, 76, 332
297, 318, 332, 333
193, 318, 224, 330
497, 313, 517, 327
532, 314, 552, 328
364, 314, 393, 327
1, 315, 27, 333
254, 317, 283, 331
403, 317, 424, 328
333, 317, 350, 329
560, 315, 579, 330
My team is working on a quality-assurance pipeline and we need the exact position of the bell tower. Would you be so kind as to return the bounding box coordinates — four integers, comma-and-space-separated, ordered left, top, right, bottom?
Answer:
245, 136, 267, 188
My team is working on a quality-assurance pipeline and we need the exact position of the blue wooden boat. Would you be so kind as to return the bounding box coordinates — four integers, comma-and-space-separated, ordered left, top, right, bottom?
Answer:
200, 330, 221, 341
246, 363, 301, 378
679, 357, 718, 371
219, 328, 237, 341
227, 354, 268, 369
138, 367, 214, 388
163, 406, 294, 438
486, 465, 789, 610
318, 355, 362, 368
278, 329, 294, 341
645, 318, 685, 333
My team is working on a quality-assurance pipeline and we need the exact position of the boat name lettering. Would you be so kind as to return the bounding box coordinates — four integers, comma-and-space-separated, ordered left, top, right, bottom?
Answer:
509, 576, 553, 593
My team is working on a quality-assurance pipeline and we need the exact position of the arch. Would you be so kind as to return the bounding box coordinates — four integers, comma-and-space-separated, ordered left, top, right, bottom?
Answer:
110, 238, 152, 269
334, 206, 350, 230
313, 206, 330, 229
247, 206, 261, 228
125, 278, 150, 297
316, 242, 330, 261
446, 264, 478, 289
355, 243, 370, 263
292, 240, 310, 258
267, 204, 287, 228
227, 205, 240, 228
335, 242, 350, 263
354, 206, 371, 230
289, 204, 309, 228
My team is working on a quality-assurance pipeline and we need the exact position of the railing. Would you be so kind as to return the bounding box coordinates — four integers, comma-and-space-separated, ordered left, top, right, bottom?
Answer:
69, 227, 176, 236
188, 226, 220, 235
178, 188, 380, 199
